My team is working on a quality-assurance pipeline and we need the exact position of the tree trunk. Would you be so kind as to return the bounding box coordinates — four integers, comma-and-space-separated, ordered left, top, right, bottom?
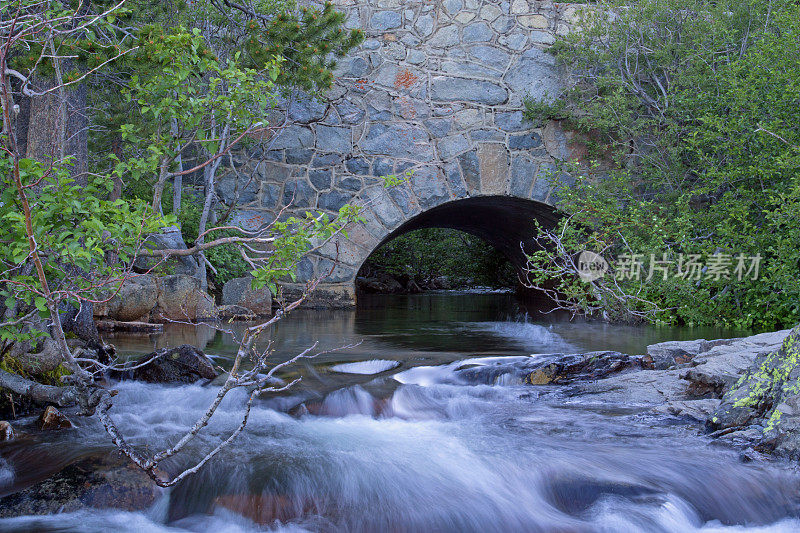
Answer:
25, 69, 88, 185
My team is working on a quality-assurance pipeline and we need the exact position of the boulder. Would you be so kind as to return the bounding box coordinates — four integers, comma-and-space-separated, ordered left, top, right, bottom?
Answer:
134, 226, 199, 276
129, 344, 218, 384
95, 274, 216, 323
0, 452, 159, 517
222, 277, 272, 316
708, 325, 800, 456
94, 275, 158, 322
155, 275, 217, 322
36, 406, 73, 431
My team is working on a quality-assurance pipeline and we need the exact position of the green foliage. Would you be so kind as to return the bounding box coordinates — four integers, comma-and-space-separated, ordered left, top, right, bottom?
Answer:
0, 157, 169, 344
363, 228, 517, 289
177, 199, 249, 286
525, 0, 800, 329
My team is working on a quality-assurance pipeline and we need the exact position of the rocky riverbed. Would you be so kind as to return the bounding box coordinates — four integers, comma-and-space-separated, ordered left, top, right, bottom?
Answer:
1, 314, 798, 530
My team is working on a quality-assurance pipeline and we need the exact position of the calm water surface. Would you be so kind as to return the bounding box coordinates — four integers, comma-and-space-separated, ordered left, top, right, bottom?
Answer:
1, 292, 799, 532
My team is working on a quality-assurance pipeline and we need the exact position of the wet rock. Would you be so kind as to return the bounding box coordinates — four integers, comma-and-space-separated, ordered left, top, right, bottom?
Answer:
0, 452, 159, 517
36, 406, 73, 431
0, 421, 14, 441
129, 344, 218, 384
221, 276, 272, 317
456, 351, 641, 386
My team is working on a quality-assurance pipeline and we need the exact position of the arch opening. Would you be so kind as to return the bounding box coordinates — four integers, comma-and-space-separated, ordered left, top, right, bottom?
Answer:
355, 196, 560, 296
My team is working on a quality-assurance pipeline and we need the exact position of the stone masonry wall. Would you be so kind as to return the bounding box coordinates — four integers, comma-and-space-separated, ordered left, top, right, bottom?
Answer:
215, 0, 582, 306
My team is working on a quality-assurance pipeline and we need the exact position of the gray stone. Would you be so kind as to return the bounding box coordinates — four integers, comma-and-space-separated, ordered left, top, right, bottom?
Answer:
409, 166, 449, 208
469, 45, 512, 70
222, 276, 273, 316
288, 96, 327, 123
309, 169, 333, 190
230, 210, 275, 231
372, 158, 393, 177
431, 77, 508, 105
492, 15, 515, 33
348, 57, 370, 77
429, 25, 459, 48
316, 258, 356, 283
444, 0, 462, 15
442, 61, 499, 78
282, 179, 316, 208
458, 151, 481, 191
495, 110, 531, 132
499, 33, 527, 50
361, 123, 433, 160
470, 129, 505, 141
216, 174, 259, 205
371, 11, 401, 31
509, 132, 543, 149
361, 186, 404, 228
438, 134, 470, 160
285, 148, 313, 164
406, 49, 427, 65
296, 257, 314, 283
336, 101, 366, 124
424, 118, 452, 138
445, 160, 468, 198
311, 153, 343, 168
415, 14, 435, 36
317, 125, 351, 153
318, 190, 352, 212
504, 54, 561, 106
337, 175, 363, 192
261, 183, 282, 209
257, 163, 291, 183
346, 157, 371, 174
271, 126, 314, 150
463, 22, 493, 42
510, 156, 537, 196
388, 186, 416, 214
362, 38, 382, 50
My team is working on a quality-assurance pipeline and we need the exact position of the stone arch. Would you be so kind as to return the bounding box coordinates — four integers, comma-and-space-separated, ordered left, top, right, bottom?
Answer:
289, 189, 560, 307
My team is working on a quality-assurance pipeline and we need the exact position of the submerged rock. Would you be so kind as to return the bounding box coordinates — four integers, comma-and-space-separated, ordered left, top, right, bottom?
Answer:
127, 344, 218, 384
0, 452, 159, 517
36, 406, 73, 431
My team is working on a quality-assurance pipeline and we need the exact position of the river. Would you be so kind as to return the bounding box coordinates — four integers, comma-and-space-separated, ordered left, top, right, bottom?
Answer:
1, 291, 799, 532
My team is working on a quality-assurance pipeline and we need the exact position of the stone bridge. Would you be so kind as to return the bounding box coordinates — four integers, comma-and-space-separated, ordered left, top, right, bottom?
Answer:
218, 0, 582, 306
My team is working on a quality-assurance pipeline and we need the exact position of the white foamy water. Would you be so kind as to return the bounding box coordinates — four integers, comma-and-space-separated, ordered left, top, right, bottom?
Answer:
466, 321, 577, 352
329, 359, 400, 375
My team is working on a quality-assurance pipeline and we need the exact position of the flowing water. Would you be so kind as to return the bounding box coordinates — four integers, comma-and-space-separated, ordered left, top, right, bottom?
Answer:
1, 292, 800, 532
